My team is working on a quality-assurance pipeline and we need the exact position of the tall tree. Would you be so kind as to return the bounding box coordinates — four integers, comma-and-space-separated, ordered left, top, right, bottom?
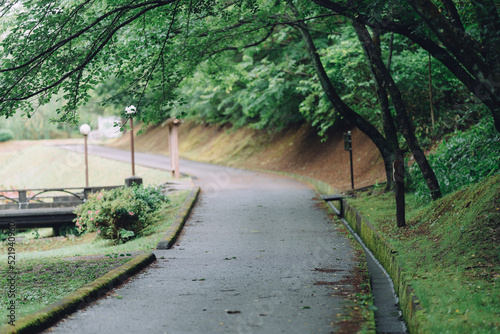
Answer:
353, 21, 441, 200
285, 0, 398, 190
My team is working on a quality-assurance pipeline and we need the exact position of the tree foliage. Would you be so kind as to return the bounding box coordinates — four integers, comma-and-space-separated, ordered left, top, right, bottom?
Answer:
408, 116, 500, 201
310, 0, 500, 132
0, 0, 272, 125
1, 0, 498, 200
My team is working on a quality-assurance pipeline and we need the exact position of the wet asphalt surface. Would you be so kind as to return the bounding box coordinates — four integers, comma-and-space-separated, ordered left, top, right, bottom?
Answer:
48, 146, 360, 333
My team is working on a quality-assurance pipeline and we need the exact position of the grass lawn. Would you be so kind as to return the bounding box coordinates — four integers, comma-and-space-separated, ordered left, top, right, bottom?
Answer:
348, 174, 499, 333
0, 144, 172, 188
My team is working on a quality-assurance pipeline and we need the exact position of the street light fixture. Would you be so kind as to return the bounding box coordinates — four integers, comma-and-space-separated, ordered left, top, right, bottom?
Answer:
79, 124, 91, 187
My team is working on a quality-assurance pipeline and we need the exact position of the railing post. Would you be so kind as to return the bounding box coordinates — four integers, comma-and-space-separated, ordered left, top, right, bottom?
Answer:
83, 188, 92, 201
18, 190, 28, 209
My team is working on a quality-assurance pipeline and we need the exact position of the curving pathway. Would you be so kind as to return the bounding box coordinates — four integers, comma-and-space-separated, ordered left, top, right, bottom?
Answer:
49, 146, 364, 333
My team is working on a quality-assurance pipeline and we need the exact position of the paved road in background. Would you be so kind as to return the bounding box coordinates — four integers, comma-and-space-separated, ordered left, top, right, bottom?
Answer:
51, 146, 360, 333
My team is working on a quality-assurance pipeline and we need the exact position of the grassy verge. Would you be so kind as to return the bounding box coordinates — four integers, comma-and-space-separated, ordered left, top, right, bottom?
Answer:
0, 257, 131, 321
347, 174, 499, 333
0, 190, 190, 325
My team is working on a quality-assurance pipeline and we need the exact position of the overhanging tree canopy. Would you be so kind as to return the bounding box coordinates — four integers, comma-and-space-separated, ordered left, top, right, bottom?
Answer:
1, 0, 497, 199
0, 0, 276, 124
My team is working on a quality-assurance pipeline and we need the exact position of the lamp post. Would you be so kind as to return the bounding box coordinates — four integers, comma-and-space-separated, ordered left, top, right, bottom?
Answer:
124, 105, 142, 187
79, 124, 91, 187
125, 105, 137, 176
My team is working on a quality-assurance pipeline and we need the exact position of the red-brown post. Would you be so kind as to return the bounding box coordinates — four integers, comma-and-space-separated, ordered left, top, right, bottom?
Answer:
166, 118, 181, 179
130, 117, 135, 176
84, 134, 89, 187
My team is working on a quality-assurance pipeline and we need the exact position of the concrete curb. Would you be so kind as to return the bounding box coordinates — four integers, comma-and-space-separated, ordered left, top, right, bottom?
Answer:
1, 252, 156, 334
156, 186, 200, 249
283, 172, 426, 333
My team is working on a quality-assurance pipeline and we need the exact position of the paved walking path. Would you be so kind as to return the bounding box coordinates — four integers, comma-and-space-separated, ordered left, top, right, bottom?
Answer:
50, 146, 361, 333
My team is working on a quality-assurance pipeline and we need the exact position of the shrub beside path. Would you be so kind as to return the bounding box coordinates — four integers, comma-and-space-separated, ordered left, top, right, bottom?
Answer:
47, 146, 371, 333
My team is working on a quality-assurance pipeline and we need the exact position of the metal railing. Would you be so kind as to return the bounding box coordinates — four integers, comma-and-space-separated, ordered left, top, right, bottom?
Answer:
0, 186, 122, 210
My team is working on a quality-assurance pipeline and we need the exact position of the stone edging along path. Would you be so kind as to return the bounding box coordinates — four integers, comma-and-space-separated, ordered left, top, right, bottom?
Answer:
285, 172, 427, 334
156, 186, 200, 249
0, 186, 200, 334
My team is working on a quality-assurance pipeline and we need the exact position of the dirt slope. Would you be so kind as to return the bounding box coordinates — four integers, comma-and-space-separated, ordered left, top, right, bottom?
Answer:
109, 121, 386, 192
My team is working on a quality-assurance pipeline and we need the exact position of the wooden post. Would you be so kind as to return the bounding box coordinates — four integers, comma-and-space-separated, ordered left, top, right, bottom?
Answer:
393, 149, 406, 227
349, 148, 354, 190
166, 124, 172, 171
166, 118, 181, 179
171, 124, 180, 179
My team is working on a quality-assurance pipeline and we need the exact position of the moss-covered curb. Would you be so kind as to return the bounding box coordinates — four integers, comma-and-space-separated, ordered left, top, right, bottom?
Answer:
1, 252, 156, 334
156, 186, 200, 249
342, 201, 427, 333
284, 172, 427, 333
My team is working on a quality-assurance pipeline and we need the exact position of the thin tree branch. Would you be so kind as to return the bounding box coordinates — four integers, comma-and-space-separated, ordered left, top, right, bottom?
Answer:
137, 0, 181, 109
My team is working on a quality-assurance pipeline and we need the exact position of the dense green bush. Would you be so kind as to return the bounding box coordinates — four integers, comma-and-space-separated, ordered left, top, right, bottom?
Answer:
408, 117, 500, 202
131, 184, 169, 212
0, 129, 14, 142
74, 185, 169, 243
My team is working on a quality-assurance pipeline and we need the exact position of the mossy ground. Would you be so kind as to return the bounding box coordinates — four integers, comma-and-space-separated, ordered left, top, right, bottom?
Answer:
348, 174, 500, 333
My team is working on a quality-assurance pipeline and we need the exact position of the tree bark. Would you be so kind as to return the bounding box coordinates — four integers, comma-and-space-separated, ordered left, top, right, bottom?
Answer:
440, 0, 465, 31
394, 149, 406, 227
353, 21, 442, 200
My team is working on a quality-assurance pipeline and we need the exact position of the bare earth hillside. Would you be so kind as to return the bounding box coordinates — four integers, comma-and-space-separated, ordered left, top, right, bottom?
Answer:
110, 121, 386, 192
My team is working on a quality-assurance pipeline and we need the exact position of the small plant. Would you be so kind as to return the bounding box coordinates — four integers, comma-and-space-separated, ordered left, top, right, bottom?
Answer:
0, 129, 14, 142
74, 185, 169, 244
32, 229, 40, 239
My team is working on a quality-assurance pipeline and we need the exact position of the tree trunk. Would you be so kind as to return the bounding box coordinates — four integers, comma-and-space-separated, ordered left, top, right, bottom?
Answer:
367, 29, 399, 153
429, 53, 435, 128
363, 29, 399, 191
440, 0, 465, 31
353, 21, 442, 200
394, 149, 406, 227
286, 1, 396, 188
